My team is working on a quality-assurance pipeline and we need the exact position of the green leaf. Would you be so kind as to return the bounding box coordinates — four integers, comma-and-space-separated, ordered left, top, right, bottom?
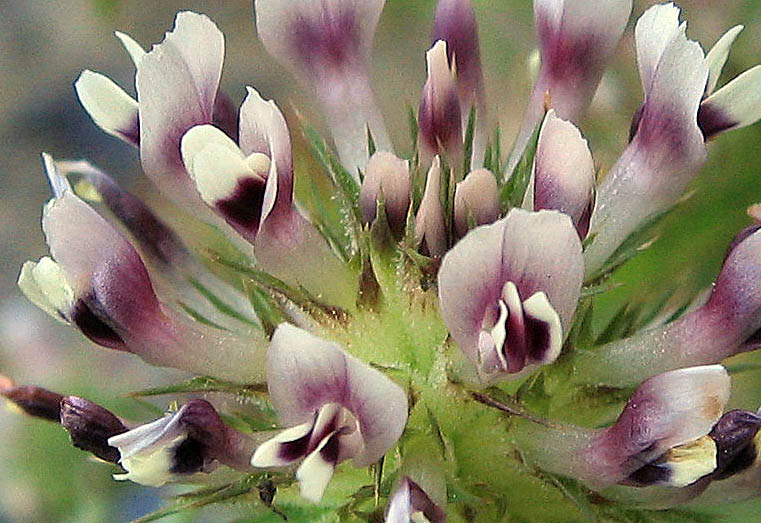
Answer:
243, 280, 285, 337
585, 201, 685, 283
408, 104, 419, 152
462, 105, 477, 176
500, 116, 542, 212
303, 124, 361, 217
134, 474, 267, 522
129, 376, 267, 398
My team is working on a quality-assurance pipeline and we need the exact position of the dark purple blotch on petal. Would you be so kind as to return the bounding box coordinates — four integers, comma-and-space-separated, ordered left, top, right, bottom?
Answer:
71, 296, 127, 351
629, 103, 645, 143
290, 9, 361, 71
319, 431, 343, 465
525, 314, 552, 363
170, 437, 207, 474
215, 177, 267, 235
698, 101, 739, 140
168, 399, 234, 474
84, 171, 188, 266
60, 396, 128, 463
122, 113, 141, 147
1, 385, 63, 422
709, 409, 761, 480
636, 108, 695, 158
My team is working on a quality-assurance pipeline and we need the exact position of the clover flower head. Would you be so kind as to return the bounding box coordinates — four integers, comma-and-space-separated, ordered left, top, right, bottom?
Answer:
7, 0, 761, 520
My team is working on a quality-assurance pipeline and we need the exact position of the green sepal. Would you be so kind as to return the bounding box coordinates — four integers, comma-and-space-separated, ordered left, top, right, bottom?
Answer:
462, 105, 477, 176
500, 115, 542, 212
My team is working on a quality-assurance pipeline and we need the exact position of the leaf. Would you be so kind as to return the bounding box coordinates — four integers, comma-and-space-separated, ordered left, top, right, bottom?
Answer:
188, 277, 259, 327
500, 116, 542, 212
408, 104, 419, 152
462, 105, 477, 176
585, 201, 687, 283
129, 376, 267, 398
133, 474, 266, 522
303, 124, 361, 219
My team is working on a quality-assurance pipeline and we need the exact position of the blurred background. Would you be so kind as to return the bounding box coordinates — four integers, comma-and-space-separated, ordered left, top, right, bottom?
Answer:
1, 0, 760, 521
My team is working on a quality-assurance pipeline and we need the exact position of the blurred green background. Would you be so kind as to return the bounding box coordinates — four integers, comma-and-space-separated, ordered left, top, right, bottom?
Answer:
1, 0, 760, 521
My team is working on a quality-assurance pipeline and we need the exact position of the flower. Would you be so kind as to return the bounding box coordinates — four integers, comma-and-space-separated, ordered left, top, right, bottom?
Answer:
438, 208, 584, 381
571, 224, 761, 387
109, 399, 256, 487
251, 324, 408, 502
7, 0, 761, 520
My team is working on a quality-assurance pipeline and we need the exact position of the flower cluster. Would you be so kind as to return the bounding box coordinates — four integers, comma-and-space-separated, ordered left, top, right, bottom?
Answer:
5, 0, 761, 520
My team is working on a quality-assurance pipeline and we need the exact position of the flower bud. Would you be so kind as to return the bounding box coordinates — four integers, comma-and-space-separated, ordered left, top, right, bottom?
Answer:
415, 157, 447, 257
453, 168, 499, 238
418, 40, 462, 166
532, 110, 595, 238
360, 152, 411, 235
1, 384, 63, 422
60, 396, 128, 463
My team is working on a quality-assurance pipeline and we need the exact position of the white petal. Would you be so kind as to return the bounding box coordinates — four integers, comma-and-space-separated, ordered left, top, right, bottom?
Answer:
114, 30, 147, 66
180, 125, 259, 205
454, 168, 499, 238
634, 3, 682, 94
75, 70, 139, 146
250, 420, 315, 468
701, 65, 761, 136
522, 291, 563, 364
705, 25, 743, 96
18, 258, 74, 322
295, 437, 337, 503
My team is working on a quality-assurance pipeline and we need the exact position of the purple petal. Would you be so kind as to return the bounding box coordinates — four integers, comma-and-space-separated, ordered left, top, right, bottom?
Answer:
577, 226, 761, 387
266, 324, 408, 467
453, 168, 499, 238
585, 18, 708, 275
55, 160, 189, 267
433, 0, 484, 110
360, 151, 411, 235
418, 41, 463, 166
585, 365, 730, 489
438, 208, 583, 371
137, 11, 224, 205
60, 396, 128, 463
255, 0, 391, 174
508, 0, 631, 173
532, 110, 595, 237
1, 384, 63, 422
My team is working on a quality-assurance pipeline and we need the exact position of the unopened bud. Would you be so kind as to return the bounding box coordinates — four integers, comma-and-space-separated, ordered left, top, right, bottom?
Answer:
60, 396, 128, 463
